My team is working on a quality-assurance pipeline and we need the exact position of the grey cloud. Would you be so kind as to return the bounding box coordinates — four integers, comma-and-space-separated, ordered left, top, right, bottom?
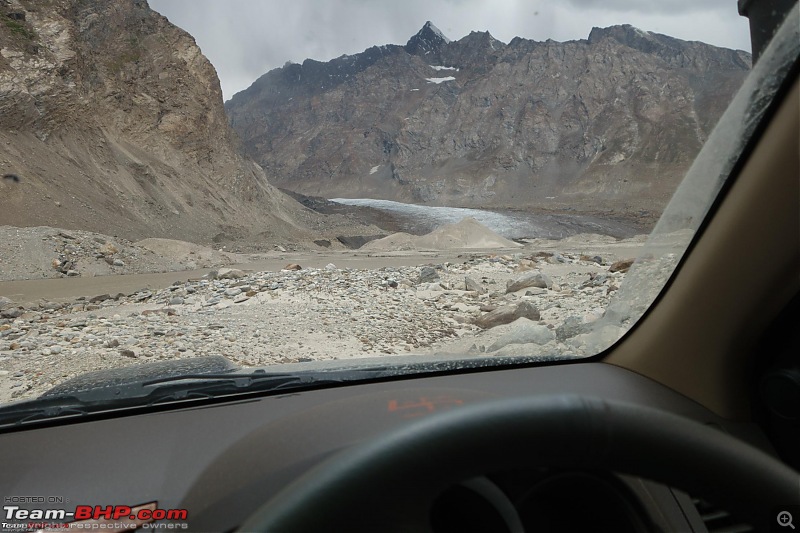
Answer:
149, 0, 750, 100
562, 0, 738, 14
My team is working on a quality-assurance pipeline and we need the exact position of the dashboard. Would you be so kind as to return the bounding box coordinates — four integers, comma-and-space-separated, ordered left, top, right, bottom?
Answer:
0, 362, 775, 531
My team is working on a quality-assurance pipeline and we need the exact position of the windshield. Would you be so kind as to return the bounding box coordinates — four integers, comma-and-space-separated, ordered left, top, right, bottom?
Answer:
0, 0, 773, 414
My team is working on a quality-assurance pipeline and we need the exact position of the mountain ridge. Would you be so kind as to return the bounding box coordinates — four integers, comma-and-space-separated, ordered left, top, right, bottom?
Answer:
0, 0, 373, 248
226, 22, 750, 219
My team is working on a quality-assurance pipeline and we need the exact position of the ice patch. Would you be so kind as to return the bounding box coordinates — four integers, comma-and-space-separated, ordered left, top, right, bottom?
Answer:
332, 198, 519, 236
369, 165, 381, 175
330, 198, 644, 239
425, 76, 456, 84
430, 65, 458, 71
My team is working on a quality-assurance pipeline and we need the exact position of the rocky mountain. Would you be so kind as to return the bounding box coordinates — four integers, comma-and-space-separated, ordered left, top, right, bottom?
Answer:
226, 22, 750, 219
0, 0, 364, 247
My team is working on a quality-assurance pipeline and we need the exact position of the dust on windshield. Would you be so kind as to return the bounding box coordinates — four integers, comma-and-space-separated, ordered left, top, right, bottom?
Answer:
0, 0, 753, 404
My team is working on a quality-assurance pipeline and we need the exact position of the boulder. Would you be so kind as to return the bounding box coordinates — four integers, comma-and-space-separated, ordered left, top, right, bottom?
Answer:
487, 318, 555, 351
465, 276, 486, 294
556, 316, 593, 342
418, 266, 439, 283
609, 258, 635, 273
0, 307, 24, 319
217, 268, 247, 279
474, 301, 540, 329
506, 271, 552, 293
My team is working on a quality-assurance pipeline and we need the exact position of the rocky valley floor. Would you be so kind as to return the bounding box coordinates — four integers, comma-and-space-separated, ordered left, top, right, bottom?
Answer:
0, 231, 646, 404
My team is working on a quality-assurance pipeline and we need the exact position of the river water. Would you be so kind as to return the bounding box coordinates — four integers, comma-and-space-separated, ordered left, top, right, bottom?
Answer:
331, 198, 645, 240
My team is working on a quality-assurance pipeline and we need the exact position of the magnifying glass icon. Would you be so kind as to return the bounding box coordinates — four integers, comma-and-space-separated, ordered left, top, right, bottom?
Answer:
778, 511, 795, 529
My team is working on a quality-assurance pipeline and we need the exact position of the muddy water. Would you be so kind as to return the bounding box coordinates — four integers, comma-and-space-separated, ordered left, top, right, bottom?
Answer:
0, 250, 476, 305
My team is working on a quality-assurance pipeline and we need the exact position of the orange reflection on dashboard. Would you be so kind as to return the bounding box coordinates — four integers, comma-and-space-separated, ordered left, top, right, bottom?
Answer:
388, 396, 465, 418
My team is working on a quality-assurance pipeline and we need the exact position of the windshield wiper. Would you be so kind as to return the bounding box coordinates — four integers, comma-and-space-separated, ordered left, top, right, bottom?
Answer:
0, 367, 388, 429
141, 366, 397, 389
139, 371, 347, 406
143, 371, 303, 390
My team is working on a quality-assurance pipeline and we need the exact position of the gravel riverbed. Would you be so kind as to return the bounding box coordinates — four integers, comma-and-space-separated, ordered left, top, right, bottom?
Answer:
0, 248, 642, 403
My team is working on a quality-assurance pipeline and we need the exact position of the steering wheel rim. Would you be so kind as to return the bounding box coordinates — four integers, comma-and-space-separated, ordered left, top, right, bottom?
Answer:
240, 395, 799, 532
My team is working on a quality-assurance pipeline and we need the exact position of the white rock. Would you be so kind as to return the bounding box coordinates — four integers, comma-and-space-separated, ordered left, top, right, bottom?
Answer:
487, 318, 555, 352
217, 268, 246, 280
451, 302, 480, 314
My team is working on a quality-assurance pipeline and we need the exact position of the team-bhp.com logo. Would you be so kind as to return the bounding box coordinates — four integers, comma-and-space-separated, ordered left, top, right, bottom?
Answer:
2, 501, 187, 531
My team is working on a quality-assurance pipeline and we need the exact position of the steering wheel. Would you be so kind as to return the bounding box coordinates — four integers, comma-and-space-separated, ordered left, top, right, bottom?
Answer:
239, 395, 799, 532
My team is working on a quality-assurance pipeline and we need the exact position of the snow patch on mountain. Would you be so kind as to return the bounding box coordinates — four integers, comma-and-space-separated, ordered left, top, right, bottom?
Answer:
425, 76, 456, 84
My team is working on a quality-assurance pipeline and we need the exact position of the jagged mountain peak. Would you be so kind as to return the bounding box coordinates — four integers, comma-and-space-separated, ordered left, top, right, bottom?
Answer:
589, 24, 670, 47
406, 21, 451, 56
588, 24, 751, 69
422, 21, 451, 43
456, 30, 506, 51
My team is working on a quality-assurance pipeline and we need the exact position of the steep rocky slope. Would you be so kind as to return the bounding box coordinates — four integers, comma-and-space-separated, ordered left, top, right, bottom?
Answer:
0, 0, 367, 247
227, 22, 750, 218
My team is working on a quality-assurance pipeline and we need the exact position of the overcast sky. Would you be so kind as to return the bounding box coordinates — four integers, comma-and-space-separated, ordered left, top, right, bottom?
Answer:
148, 0, 752, 101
